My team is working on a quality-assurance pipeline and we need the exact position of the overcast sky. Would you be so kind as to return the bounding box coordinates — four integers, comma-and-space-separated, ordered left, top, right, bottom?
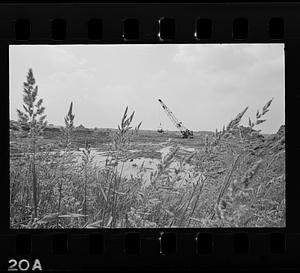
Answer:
10, 44, 284, 134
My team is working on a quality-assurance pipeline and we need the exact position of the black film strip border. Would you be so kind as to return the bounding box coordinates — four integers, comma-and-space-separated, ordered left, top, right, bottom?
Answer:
0, 3, 299, 43
13, 17, 285, 42
1, 231, 299, 271
1, 2, 300, 271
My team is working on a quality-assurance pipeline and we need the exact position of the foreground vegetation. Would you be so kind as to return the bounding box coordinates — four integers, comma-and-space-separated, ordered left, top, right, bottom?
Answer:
10, 69, 285, 228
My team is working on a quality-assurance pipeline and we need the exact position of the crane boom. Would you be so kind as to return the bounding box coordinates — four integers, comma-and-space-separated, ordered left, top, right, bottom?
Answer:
158, 99, 193, 138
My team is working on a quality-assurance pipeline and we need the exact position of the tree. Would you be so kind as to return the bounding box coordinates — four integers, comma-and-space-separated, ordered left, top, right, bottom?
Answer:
16, 68, 47, 219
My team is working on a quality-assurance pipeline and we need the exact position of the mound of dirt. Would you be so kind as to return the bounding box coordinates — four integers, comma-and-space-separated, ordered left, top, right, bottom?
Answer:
262, 125, 285, 153
247, 125, 285, 157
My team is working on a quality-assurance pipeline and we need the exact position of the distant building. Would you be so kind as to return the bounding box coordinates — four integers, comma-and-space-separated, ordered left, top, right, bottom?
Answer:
44, 124, 62, 132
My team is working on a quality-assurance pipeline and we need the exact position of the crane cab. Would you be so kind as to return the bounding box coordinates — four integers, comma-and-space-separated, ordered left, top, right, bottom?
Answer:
182, 129, 193, 139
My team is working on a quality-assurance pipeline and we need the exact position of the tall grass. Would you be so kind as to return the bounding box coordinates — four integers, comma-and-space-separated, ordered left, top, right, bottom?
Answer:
10, 90, 285, 228
13, 68, 47, 221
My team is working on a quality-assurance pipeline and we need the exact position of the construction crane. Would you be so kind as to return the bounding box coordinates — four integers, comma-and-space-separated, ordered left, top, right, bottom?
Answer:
158, 99, 193, 138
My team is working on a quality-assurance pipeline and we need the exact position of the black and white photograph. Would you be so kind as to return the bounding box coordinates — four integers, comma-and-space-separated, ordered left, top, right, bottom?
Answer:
9, 44, 285, 228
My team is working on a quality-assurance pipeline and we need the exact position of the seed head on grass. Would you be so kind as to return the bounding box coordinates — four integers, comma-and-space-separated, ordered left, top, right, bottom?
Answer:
61, 102, 75, 149
226, 107, 248, 131
135, 121, 142, 133
64, 102, 75, 129
17, 68, 48, 139
214, 106, 248, 146
262, 97, 274, 115
114, 106, 141, 152
249, 98, 274, 128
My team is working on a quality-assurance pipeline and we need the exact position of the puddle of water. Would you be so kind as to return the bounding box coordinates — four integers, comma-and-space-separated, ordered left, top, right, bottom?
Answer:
76, 150, 111, 164
14, 140, 201, 188
128, 149, 141, 153
74, 150, 160, 186
116, 157, 160, 187
180, 147, 196, 152
73, 147, 198, 188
